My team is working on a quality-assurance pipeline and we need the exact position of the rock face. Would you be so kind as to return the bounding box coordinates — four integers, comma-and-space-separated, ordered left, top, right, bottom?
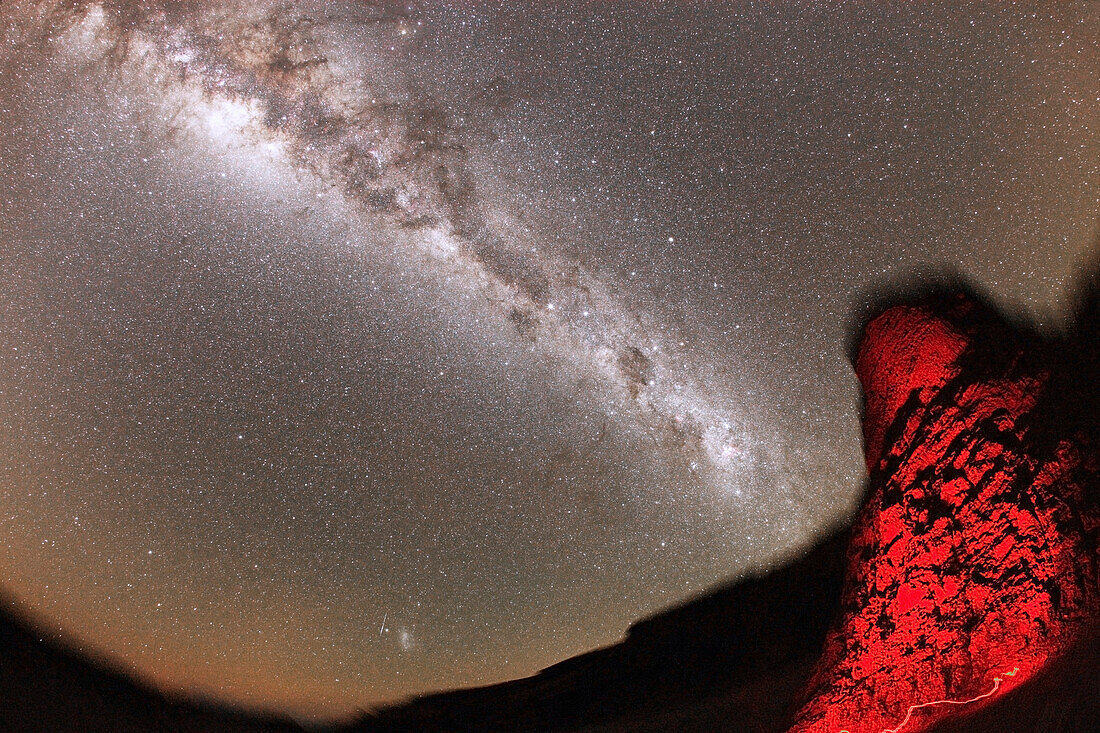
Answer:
2, 290, 1098, 732
788, 295, 1100, 733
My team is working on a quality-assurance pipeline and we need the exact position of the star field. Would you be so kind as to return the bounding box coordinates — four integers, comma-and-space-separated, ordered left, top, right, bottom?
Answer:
0, 0, 1097, 722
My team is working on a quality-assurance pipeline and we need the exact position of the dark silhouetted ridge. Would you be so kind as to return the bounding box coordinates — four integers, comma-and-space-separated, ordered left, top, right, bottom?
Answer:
0, 595, 305, 733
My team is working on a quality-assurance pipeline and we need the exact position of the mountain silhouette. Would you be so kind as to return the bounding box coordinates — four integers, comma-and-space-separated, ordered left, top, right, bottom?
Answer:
3, 283, 1099, 732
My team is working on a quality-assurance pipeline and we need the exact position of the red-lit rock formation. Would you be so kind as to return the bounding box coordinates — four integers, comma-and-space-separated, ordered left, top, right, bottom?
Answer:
4, 291, 1097, 732
788, 295, 1100, 733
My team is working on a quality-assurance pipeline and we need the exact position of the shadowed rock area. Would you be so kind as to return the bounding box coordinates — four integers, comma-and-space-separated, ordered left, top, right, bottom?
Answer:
353, 290, 1100, 733
789, 293, 1100, 732
2, 285, 1099, 732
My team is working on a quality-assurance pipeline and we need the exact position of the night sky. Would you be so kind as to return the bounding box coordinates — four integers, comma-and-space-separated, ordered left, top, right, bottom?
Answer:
1, 0, 1097, 722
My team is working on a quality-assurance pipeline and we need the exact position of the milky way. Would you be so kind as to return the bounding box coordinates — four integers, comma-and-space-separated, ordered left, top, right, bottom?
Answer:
1, 0, 1097, 721
59, 0, 772, 490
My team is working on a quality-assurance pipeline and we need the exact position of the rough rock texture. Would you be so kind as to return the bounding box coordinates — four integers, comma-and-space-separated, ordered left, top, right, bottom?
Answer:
3, 290, 1099, 732
788, 295, 1100, 733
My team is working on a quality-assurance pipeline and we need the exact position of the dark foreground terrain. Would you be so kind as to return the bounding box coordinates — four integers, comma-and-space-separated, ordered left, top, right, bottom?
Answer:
0, 593, 304, 733
3, 287, 1099, 733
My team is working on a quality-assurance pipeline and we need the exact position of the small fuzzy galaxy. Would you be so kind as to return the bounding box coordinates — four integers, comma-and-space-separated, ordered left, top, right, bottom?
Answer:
0, 0, 1097, 722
